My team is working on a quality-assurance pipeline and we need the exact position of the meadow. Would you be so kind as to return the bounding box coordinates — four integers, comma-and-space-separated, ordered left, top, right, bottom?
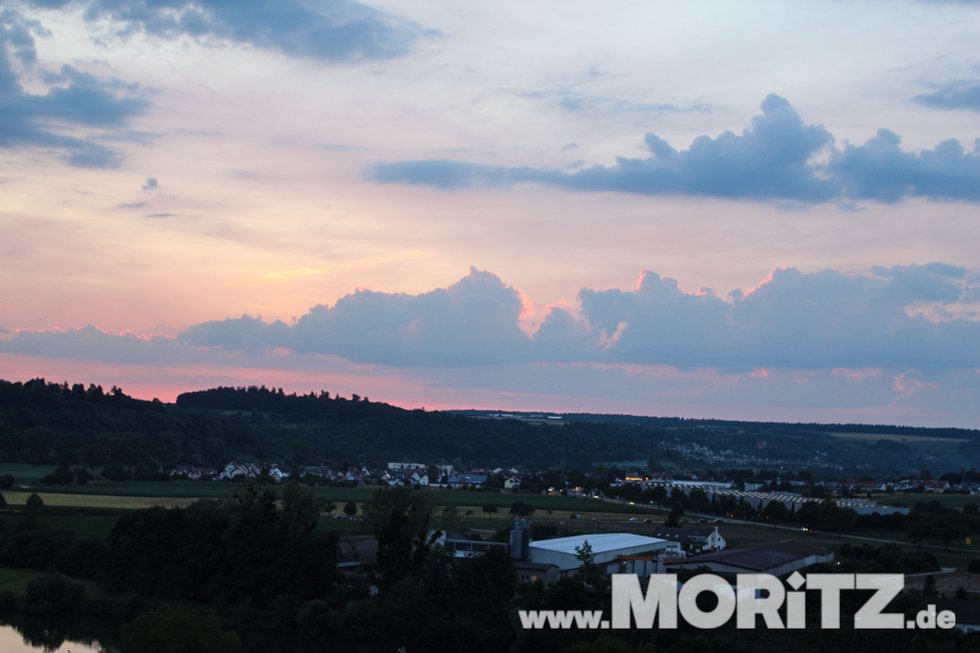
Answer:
870, 492, 980, 509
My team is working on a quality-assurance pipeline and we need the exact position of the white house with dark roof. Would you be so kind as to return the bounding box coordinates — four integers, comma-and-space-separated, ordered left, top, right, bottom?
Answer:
651, 525, 726, 555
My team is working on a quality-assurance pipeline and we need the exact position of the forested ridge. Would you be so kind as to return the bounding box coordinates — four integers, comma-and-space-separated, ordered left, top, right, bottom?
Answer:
2, 378, 979, 472
0, 379, 669, 469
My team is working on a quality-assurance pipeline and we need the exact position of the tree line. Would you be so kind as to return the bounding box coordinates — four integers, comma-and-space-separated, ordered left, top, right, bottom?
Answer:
4, 378, 979, 474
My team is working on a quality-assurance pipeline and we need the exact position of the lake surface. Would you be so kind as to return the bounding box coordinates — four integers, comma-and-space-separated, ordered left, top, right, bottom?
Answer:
0, 619, 408, 653
1, 631, 99, 652
0, 617, 115, 653
0, 625, 106, 652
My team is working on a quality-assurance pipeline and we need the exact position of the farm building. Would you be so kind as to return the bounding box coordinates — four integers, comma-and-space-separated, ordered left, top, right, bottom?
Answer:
528, 532, 668, 576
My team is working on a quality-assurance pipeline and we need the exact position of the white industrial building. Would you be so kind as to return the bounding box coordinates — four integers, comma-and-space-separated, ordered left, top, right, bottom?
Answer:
528, 533, 668, 577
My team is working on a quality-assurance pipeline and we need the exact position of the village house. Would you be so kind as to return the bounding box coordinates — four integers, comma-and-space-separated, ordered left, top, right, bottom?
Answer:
650, 524, 726, 556
447, 473, 488, 489
217, 462, 262, 481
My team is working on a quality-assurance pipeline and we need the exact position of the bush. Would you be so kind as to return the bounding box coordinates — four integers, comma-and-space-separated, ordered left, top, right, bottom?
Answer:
269, 593, 302, 630
0, 528, 74, 569
119, 606, 241, 653
54, 537, 109, 579
25, 493, 43, 513
0, 589, 16, 612
20, 575, 86, 614
296, 599, 331, 638
41, 463, 74, 485
102, 465, 130, 482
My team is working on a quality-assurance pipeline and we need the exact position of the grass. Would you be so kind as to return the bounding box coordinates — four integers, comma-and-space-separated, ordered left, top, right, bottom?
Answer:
27, 480, 245, 498
717, 521, 980, 569
0, 464, 55, 483
23, 479, 654, 515
870, 493, 980, 509
3, 491, 195, 510
3, 478, 647, 538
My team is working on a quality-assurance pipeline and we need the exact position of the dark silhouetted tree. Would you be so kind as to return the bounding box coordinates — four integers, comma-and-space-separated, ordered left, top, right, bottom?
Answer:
119, 606, 241, 653
25, 493, 43, 513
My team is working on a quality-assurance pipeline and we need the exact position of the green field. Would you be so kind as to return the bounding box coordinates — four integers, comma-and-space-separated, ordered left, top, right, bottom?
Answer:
1, 473, 657, 538
0, 463, 56, 483
17, 480, 654, 515
871, 492, 980, 509
4, 491, 196, 510
28, 480, 245, 498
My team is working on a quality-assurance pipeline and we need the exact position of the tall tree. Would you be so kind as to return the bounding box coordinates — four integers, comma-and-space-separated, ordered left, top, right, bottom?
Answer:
365, 486, 436, 592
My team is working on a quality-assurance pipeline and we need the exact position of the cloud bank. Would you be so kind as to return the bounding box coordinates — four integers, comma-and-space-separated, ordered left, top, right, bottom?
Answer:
916, 80, 980, 111
184, 268, 531, 366
369, 94, 980, 203
24, 0, 429, 62
5, 0, 427, 163
0, 8, 148, 166
5, 264, 979, 372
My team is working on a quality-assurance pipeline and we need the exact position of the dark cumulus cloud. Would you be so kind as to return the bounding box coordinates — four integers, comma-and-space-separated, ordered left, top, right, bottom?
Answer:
180, 267, 533, 366
168, 264, 980, 371
25, 0, 430, 62
915, 80, 980, 111
180, 314, 291, 351
571, 264, 979, 370
0, 325, 194, 365
829, 129, 980, 202
3, 264, 980, 372
369, 94, 980, 204
0, 9, 148, 166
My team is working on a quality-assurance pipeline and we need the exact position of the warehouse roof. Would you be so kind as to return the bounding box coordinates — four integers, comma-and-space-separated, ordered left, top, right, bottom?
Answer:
529, 533, 666, 555
666, 540, 829, 573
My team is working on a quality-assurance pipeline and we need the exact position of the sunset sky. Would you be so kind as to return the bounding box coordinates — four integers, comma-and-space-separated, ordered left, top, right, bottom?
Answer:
2, 1, 980, 426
